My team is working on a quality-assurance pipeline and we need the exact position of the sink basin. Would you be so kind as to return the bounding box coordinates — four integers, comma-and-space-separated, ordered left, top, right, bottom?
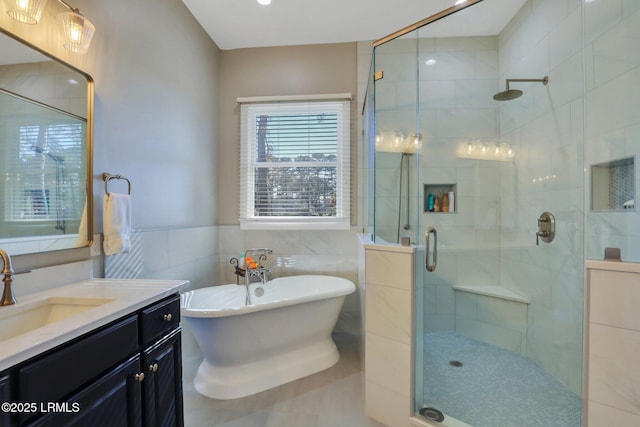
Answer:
0, 297, 115, 342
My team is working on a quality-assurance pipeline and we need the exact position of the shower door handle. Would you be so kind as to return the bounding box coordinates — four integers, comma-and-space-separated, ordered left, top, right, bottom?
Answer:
425, 227, 437, 272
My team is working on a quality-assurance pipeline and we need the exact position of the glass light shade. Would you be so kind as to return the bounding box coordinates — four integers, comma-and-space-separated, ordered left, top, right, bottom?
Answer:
5, 0, 48, 24
59, 9, 95, 54
374, 131, 423, 154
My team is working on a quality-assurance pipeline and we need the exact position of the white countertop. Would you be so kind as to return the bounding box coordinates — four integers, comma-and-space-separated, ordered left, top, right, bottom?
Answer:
0, 278, 189, 371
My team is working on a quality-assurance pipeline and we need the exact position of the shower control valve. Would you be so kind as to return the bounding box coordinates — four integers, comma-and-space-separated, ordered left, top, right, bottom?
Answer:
536, 211, 555, 245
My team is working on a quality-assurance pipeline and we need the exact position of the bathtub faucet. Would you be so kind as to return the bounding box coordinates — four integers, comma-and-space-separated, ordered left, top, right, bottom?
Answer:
244, 248, 272, 284
242, 248, 273, 305
247, 267, 271, 285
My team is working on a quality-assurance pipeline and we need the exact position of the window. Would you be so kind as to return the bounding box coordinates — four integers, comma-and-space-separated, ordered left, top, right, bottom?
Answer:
239, 95, 351, 230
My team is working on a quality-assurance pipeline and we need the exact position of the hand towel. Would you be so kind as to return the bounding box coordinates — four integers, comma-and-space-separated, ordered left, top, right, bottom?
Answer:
103, 192, 131, 255
75, 199, 89, 247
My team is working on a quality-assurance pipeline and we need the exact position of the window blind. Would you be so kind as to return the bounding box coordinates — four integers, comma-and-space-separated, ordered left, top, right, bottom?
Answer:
3, 122, 85, 225
239, 99, 350, 230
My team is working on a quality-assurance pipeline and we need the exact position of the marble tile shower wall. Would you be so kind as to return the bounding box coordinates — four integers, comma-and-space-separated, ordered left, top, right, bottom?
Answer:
584, 0, 640, 262
497, 0, 585, 395
217, 225, 362, 335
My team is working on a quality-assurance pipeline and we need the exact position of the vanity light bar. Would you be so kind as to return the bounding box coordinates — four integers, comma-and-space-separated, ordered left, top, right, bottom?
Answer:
4, 0, 95, 54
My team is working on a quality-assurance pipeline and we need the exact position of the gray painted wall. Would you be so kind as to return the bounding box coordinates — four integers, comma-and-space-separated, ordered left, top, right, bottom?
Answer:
217, 43, 358, 224
1, 0, 220, 272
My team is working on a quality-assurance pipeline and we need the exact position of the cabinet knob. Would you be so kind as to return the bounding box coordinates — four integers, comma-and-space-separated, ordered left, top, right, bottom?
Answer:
163, 313, 172, 321
135, 372, 145, 382
149, 363, 159, 372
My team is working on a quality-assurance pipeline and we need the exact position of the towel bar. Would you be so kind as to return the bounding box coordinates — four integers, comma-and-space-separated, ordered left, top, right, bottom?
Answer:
103, 173, 131, 195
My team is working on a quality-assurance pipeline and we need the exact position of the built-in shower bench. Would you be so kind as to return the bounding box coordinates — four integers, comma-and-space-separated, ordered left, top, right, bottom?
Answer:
452, 284, 530, 354
452, 284, 531, 304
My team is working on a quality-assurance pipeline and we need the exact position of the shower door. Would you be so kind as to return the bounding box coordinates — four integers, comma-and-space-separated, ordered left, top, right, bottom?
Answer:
407, 1, 585, 426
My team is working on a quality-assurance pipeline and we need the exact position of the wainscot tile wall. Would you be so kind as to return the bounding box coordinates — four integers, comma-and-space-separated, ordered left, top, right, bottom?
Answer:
217, 225, 362, 335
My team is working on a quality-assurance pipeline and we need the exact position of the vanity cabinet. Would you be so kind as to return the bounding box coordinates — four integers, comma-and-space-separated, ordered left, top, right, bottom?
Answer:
3, 294, 183, 427
140, 295, 183, 427
29, 354, 144, 427
142, 328, 183, 427
1, 373, 11, 427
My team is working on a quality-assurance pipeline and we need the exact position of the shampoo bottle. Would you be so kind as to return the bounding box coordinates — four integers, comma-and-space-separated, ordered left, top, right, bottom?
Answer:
441, 193, 449, 212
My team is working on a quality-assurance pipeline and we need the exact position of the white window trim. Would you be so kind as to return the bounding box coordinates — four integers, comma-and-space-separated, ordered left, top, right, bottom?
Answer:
238, 94, 351, 231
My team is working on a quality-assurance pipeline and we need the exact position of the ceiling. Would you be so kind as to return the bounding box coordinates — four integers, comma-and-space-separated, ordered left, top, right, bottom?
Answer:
181, 0, 527, 50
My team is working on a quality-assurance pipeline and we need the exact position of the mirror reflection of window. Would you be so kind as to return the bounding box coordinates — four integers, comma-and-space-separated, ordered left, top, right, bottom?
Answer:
10, 123, 84, 229
1, 88, 85, 236
0, 31, 93, 254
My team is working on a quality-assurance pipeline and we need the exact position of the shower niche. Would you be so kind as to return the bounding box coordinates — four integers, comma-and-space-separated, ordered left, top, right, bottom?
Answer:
424, 184, 456, 213
591, 157, 635, 211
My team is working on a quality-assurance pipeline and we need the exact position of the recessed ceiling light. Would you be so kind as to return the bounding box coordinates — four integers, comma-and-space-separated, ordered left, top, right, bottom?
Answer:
425, 59, 437, 66
257, 0, 271, 5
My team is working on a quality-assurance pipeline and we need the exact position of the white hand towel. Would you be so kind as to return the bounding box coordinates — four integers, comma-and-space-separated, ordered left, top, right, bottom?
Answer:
75, 199, 89, 247
103, 192, 131, 255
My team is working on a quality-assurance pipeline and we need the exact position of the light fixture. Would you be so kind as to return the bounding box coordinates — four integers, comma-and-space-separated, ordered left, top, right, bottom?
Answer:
4, 0, 95, 54
57, 0, 95, 54
375, 130, 423, 154
457, 140, 515, 162
4, 0, 48, 24
257, 0, 271, 5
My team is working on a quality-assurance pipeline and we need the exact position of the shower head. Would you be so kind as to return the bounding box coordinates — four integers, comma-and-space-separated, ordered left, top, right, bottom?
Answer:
493, 76, 548, 101
493, 89, 523, 101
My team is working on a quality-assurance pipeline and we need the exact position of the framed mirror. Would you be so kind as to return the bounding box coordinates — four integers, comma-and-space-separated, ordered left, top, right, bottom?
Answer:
0, 29, 93, 255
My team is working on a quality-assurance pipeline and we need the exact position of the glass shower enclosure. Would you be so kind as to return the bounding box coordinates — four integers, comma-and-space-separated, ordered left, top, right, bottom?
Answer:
360, 0, 638, 424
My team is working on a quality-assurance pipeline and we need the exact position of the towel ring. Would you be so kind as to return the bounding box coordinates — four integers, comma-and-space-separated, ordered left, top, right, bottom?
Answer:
103, 173, 131, 195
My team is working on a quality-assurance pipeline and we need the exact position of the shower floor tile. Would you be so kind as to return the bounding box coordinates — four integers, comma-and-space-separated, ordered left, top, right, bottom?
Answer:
422, 332, 583, 427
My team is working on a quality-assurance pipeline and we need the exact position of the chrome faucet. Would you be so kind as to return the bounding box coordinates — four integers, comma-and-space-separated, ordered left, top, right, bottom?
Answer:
0, 248, 16, 306
242, 248, 273, 305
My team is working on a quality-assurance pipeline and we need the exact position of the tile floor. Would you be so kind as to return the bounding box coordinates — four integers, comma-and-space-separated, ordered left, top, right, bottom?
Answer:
181, 330, 385, 427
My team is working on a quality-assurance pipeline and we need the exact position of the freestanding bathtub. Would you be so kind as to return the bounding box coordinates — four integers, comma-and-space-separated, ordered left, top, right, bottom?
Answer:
180, 275, 356, 399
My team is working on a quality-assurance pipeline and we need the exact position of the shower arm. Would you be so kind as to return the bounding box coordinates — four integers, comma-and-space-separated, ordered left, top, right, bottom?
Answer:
504, 77, 548, 90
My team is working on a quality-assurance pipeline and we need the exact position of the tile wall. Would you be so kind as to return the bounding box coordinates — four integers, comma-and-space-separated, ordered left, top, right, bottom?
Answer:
497, 0, 585, 394
584, 0, 640, 262
104, 226, 219, 291
364, 243, 415, 427
216, 225, 362, 335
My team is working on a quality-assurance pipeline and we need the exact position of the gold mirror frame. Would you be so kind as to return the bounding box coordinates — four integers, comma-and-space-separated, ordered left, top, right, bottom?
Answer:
0, 27, 93, 257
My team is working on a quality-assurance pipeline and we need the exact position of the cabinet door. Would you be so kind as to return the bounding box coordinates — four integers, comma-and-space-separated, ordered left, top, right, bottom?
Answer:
142, 328, 183, 427
28, 354, 144, 427
0, 373, 13, 427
